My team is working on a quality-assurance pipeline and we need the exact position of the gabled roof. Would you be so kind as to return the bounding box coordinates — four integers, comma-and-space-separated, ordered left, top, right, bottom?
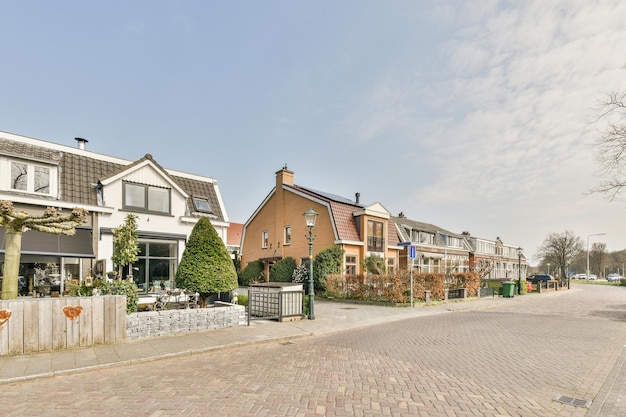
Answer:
99, 154, 188, 199
288, 184, 363, 241
0, 134, 225, 222
391, 216, 468, 249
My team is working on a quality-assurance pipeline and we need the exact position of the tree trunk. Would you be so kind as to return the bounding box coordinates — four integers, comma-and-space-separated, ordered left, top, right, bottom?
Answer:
2, 230, 22, 300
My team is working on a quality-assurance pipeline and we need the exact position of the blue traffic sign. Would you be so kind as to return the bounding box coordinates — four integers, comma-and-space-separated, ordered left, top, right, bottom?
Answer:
409, 245, 416, 259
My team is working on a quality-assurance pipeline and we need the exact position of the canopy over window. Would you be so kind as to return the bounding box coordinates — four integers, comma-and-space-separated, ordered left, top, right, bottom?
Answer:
0, 227, 95, 258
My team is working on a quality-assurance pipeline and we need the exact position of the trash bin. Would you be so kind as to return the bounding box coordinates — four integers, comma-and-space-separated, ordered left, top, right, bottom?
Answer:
501, 281, 516, 298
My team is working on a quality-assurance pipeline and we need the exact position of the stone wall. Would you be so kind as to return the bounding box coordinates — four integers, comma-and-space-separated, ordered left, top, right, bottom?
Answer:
126, 303, 246, 340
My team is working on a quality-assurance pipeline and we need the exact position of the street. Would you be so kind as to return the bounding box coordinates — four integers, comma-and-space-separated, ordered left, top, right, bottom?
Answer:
3, 284, 626, 417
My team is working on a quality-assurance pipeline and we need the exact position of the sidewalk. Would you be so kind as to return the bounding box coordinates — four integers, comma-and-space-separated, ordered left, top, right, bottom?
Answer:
0, 294, 510, 385
0, 289, 623, 415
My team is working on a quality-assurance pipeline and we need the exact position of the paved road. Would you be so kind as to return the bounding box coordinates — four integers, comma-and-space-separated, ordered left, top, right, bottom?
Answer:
3, 284, 626, 416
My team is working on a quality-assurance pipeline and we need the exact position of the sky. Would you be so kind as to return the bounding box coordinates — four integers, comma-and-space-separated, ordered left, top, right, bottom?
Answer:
1, 0, 626, 265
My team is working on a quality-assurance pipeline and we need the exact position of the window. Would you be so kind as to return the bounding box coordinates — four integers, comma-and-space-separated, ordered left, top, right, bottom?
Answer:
10, 160, 52, 195
346, 255, 357, 275
367, 220, 384, 252
420, 232, 435, 245
284, 226, 291, 245
192, 196, 212, 213
123, 182, 170, 214
447, 236, 461, 248
134, 240, 178, 293
387, 257, 395, 274
11, 161, 27, 191
262, 231, 269, 248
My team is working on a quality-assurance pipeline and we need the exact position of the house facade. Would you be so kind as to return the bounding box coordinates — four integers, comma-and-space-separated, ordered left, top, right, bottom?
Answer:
0, 131, 231, 295
392, 213, 473, 274
463, 233, 527, 281
240, 166, 401, 280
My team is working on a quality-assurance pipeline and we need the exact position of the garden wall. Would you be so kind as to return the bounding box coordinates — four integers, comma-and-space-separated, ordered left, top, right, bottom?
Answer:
0, 297, 247, 355
0, 295, 126, 356
126, 303, 246, 340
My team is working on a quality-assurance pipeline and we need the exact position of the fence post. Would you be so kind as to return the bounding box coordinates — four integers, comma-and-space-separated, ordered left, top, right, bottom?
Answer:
444, 288, 449, 301
462, 288, 467, 300
424, 290, 431, 306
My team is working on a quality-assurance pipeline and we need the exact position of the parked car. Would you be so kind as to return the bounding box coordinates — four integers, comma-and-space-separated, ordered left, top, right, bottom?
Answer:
573, 273, 587, 280
527, 274, 554, 282
588, 274, 598, 280
607, 273, 622, 282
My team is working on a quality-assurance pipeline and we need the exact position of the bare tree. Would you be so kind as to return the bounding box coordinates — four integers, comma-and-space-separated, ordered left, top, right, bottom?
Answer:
535, 230, 584, 281
0, 201, 88, 299
592, 90, 626, 199
589, 242, 608, 277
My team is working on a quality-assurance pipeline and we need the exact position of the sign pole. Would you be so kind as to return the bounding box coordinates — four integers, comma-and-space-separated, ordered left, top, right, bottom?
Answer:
409, 245, 416, 307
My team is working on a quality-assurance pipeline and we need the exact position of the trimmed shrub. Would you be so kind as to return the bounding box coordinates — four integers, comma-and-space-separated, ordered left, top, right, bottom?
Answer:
313, 246, 344, 291
324, 271, 479, 303
270, 257, 297, 282
176, 217, 238, 306
240, 260, 264, 286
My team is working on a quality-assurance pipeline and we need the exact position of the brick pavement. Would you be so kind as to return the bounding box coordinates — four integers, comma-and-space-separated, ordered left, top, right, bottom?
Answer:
0, 284, 625, 416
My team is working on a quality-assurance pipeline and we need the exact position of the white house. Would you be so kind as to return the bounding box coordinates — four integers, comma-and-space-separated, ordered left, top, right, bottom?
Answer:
0, 131, 231, 295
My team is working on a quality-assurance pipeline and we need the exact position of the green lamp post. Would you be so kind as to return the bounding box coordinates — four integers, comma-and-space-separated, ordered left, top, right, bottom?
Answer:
303, 208, 318, 320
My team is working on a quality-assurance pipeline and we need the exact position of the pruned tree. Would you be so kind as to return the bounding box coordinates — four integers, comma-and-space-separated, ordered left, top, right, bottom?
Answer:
175, 216, 238, 307
0, 201, 88, 299
535, 230, 584, 282
111, 214, 139, 280
592, 90, 626, 199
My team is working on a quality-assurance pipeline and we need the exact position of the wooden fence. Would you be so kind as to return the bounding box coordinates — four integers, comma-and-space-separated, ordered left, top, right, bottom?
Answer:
0, 296, 126, 356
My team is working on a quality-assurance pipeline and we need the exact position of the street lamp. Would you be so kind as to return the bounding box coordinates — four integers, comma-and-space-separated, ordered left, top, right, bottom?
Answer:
587, 233, 606, 281
547, 263, 550, 276
517, 247, 523, 295
303, 208, 318, 320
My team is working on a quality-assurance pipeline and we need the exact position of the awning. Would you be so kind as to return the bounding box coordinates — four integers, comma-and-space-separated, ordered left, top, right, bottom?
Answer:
421, 252, 444, 258
0, 228, 95, 258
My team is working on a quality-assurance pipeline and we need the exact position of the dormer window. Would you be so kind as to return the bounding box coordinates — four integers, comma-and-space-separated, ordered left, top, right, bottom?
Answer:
123, 181, 170, 214
9, 160, 53, 195
192, 196, 212, 214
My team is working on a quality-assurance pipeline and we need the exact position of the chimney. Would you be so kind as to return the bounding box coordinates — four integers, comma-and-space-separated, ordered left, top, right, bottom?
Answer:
355, 192, 360, 204
275, 164, 294, 189
75, 137, 88, 150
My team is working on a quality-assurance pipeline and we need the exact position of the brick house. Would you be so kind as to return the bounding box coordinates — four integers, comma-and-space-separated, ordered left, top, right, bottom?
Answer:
392, 213, 472, 273
240, 166, 401, 280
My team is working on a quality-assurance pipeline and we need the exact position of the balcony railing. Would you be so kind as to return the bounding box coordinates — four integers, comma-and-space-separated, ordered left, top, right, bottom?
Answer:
367, 236, 385, 252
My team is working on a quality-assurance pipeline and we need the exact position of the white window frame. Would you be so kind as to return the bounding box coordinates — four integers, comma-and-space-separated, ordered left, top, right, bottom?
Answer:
7, 159, 56, 196
284, 226, 291, 246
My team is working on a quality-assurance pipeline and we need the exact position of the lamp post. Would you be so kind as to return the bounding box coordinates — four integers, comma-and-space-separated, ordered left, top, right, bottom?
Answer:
547, 263, 550, 276
517, 247, 522, 295
303, 208, 318, 320
587, 233, 606, 281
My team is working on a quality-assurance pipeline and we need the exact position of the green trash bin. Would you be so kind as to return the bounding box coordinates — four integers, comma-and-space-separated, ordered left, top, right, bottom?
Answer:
501, 281, 516, 298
